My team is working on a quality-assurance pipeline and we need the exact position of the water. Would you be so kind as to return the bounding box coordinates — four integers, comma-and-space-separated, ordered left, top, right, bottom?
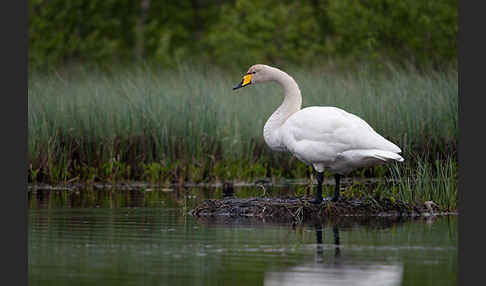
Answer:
28, 189, 457, 286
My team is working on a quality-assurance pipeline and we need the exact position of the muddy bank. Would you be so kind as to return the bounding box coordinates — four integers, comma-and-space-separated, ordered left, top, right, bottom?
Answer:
27, 177, 383, 192
189, 196, 451, 223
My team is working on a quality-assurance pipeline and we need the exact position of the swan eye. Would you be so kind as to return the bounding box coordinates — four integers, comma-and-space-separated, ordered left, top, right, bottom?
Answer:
252, 71, 256, 74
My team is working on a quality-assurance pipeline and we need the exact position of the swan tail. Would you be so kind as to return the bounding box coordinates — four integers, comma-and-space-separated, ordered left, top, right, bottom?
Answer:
331, 149, 404, 174
370, 150, 404, 162
337, 149, 404, 164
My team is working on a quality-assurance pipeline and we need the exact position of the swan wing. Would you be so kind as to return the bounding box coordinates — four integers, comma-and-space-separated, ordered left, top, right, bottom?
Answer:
280, 106, 401, 159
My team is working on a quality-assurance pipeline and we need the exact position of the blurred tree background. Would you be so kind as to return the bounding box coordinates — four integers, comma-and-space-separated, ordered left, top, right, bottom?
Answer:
28, 0, 457, 71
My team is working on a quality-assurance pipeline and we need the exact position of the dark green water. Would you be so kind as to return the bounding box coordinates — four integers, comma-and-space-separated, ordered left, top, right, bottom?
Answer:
28, 189, 457, 286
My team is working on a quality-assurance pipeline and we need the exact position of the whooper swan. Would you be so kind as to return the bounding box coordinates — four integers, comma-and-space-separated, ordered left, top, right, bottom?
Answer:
233, 64, 404, 203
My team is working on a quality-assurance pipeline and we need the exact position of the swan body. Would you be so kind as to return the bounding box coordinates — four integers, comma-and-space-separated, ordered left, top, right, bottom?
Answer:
278, 106, 403, 174
233, 64, 403, 202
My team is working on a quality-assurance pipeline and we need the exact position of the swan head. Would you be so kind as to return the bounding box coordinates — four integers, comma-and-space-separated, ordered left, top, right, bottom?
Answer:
233, 64, 273, 90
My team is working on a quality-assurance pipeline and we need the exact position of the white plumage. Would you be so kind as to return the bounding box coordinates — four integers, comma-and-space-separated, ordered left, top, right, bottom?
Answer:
233, 64, 403, 202
279, 106, 403, 174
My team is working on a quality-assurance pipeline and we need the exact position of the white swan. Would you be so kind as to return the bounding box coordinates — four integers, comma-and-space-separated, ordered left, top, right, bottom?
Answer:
233, 64, 404, 203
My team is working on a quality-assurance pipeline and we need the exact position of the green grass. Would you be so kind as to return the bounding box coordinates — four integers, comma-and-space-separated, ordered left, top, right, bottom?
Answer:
387, 154, 457, 211
28, 64, 458, 205
325, 154, 457, 211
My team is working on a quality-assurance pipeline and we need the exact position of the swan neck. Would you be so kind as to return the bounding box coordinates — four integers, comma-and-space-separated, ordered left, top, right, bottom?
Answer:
263, 68, 302, 150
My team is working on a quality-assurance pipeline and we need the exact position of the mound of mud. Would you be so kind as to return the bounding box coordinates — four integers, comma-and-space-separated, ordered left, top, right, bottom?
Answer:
189, 197, 442, 223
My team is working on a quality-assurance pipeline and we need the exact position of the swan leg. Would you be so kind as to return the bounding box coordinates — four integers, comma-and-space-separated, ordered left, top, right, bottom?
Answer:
315, 223, 324, 262
331, 174, 341, 202
310, 172, 324, 204
333, 226, 341, 258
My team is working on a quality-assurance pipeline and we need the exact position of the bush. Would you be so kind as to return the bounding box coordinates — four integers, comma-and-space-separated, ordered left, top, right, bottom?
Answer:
28, 0, 457, 71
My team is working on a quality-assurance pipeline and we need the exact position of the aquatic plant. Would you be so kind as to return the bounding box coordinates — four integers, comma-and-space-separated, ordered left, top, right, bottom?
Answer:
387, 154, 457, 211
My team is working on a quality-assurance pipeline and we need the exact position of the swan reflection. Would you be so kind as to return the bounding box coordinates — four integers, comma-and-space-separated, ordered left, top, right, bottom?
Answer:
265, 224, 403, 286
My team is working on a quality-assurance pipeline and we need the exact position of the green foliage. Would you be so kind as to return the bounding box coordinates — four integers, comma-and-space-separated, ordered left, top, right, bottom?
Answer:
386, 155, 457, 211
28, 0, 457, 71
29, 0, 139, 70
143, 0, 222, 65
205, 0, 329, 69
143, 162, 167, 183
357, 154, 458, 211
327, 0, 458, 67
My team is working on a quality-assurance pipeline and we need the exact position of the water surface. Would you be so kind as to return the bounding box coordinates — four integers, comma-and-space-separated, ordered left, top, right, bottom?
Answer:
28, 189, 457, 286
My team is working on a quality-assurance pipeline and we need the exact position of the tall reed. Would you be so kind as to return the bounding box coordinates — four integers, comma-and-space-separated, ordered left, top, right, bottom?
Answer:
386, 154, 457, 211
28, 64, 457, 184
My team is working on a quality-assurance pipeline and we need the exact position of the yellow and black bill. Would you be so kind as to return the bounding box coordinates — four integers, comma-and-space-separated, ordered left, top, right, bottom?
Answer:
233, 73, 252, 90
